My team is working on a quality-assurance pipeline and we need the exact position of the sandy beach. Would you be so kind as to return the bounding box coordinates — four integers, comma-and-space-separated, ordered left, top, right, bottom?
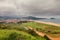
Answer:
30, 20, 60, 27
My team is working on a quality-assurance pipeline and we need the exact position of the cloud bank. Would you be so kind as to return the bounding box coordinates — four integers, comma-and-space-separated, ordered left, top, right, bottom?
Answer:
0, 0, 60, 17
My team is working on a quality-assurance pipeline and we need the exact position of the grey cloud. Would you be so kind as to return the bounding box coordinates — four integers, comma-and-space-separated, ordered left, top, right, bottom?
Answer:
18, 0, 60, 16
0, 0, 60, 17
0, 7, 17, 16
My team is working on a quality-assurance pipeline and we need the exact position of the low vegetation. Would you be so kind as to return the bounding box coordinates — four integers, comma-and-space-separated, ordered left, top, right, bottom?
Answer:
0, 30, 39, 40
0, 21, 60, 40
20, 22, 60, 34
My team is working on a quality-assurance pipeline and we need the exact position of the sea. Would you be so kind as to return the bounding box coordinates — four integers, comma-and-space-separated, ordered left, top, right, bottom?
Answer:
37, 18, 60, 24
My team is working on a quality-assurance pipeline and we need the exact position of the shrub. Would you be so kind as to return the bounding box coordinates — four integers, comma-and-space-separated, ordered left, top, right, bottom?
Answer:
44, 35, 50, 40
8, 32, 19, 40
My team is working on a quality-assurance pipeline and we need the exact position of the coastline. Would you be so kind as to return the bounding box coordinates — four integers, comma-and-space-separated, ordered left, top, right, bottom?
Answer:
30, 20, 60, 27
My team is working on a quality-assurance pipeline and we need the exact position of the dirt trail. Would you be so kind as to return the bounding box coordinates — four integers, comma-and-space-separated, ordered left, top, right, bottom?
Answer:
28, 27, 45, 37
28, 27, 60, 40
46, 35, 60, 40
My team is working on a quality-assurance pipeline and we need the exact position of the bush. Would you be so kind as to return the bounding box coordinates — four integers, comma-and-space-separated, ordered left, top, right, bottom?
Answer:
0, 30, 44, 40
44, 35, 50, 40
8, 32, 19, 40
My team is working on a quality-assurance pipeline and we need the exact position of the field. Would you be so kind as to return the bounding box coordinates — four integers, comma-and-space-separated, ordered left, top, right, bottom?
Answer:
0, 21, 60, 40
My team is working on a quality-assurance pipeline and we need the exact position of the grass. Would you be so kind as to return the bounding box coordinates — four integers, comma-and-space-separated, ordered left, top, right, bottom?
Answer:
0, 21, 60, 40
0, 22, 60, 33
0, 29, 46, 40
20, 22, 60, 33
20, 22, 60, 38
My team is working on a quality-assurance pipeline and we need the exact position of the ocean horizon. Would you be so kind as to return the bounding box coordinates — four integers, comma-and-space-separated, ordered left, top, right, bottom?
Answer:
37, 18, 60, 24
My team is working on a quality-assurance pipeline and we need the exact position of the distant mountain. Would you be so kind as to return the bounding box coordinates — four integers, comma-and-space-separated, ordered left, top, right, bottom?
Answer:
0, 16, 21, 20
22, 16, 46, 20
0, 16, 47, 20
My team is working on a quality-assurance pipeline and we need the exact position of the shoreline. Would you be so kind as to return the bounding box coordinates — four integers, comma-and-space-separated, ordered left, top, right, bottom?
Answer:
30, 20, 60, 27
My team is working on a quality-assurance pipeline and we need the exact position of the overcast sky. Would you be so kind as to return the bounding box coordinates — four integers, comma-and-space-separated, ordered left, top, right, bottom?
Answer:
0, 0, 60, 17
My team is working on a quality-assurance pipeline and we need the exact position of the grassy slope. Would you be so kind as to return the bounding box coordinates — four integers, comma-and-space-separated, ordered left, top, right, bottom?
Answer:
0, 21, 60, 40
21, 22, 60, 38
21, 22, 60, 33
0, 29, 46, 40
